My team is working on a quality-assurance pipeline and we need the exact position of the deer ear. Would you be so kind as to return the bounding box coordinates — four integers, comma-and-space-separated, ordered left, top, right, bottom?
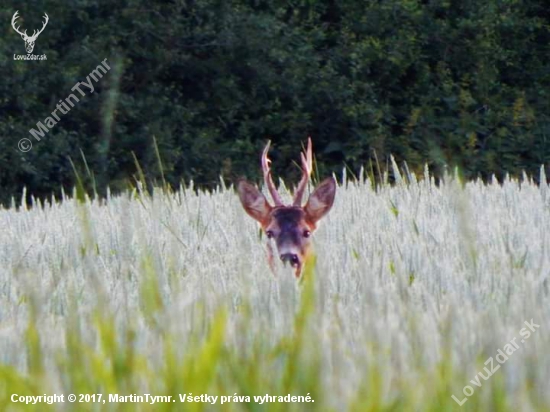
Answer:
304, 177, 336, 224
237, 179, 272, 227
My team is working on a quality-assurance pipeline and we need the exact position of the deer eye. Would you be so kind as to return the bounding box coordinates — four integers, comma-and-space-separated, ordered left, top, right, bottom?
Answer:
303, 230, 311, 238
266, 230, 274, 239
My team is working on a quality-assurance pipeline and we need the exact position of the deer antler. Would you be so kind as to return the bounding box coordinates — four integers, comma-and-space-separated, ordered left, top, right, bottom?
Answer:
11, 11, 27, 37
30, 13, 49, 40
292, 137, 313, 206
261, 140, 284, 206
11, 11, 48, 40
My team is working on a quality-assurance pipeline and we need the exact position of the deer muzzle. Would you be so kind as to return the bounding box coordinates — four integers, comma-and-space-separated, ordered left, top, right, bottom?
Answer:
280, 253, 300, 267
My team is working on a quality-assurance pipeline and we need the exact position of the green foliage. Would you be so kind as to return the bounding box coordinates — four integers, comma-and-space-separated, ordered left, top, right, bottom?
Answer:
1, 0, 549, 205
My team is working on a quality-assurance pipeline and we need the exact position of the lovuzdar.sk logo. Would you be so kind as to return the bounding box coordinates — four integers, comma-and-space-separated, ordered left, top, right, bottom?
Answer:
11, 10, 48, 61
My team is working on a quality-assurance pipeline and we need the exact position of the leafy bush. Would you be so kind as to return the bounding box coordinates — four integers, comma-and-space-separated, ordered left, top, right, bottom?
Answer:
1, 0, 549, 205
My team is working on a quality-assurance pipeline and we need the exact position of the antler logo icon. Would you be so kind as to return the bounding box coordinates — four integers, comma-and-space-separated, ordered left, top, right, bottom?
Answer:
11, 11, 49, 54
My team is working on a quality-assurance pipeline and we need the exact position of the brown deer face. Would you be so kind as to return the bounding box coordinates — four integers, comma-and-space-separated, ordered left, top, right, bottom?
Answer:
237, 139, 336, 277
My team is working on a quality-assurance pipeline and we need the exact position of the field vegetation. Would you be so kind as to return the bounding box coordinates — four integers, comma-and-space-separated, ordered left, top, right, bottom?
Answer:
0, 164, 548, 411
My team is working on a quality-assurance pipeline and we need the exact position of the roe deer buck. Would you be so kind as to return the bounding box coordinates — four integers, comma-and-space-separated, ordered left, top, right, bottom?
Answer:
237, 138, 336, 277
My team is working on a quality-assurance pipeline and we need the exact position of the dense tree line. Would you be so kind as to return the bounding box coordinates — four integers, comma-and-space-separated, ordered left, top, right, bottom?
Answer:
1, 0, 549, 205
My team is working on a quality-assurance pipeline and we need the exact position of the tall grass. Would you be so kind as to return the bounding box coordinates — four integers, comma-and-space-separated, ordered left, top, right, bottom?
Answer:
0, 167, 548, 411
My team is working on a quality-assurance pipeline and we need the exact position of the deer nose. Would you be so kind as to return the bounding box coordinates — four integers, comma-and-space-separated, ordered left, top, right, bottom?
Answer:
280, 253, 300, 267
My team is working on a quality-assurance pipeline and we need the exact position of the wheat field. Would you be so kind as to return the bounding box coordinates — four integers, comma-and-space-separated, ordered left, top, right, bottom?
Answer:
0, 165, 548, 411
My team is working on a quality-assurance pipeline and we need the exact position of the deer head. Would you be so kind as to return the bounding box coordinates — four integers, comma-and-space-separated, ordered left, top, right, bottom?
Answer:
12, 11, 49, 54
238, 138, 336, 277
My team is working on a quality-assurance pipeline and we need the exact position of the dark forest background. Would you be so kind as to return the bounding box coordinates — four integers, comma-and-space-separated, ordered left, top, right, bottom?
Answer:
1, 0, 549, 205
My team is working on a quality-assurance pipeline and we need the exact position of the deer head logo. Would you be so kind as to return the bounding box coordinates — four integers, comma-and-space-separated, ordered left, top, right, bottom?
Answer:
11, 11, 49, 54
